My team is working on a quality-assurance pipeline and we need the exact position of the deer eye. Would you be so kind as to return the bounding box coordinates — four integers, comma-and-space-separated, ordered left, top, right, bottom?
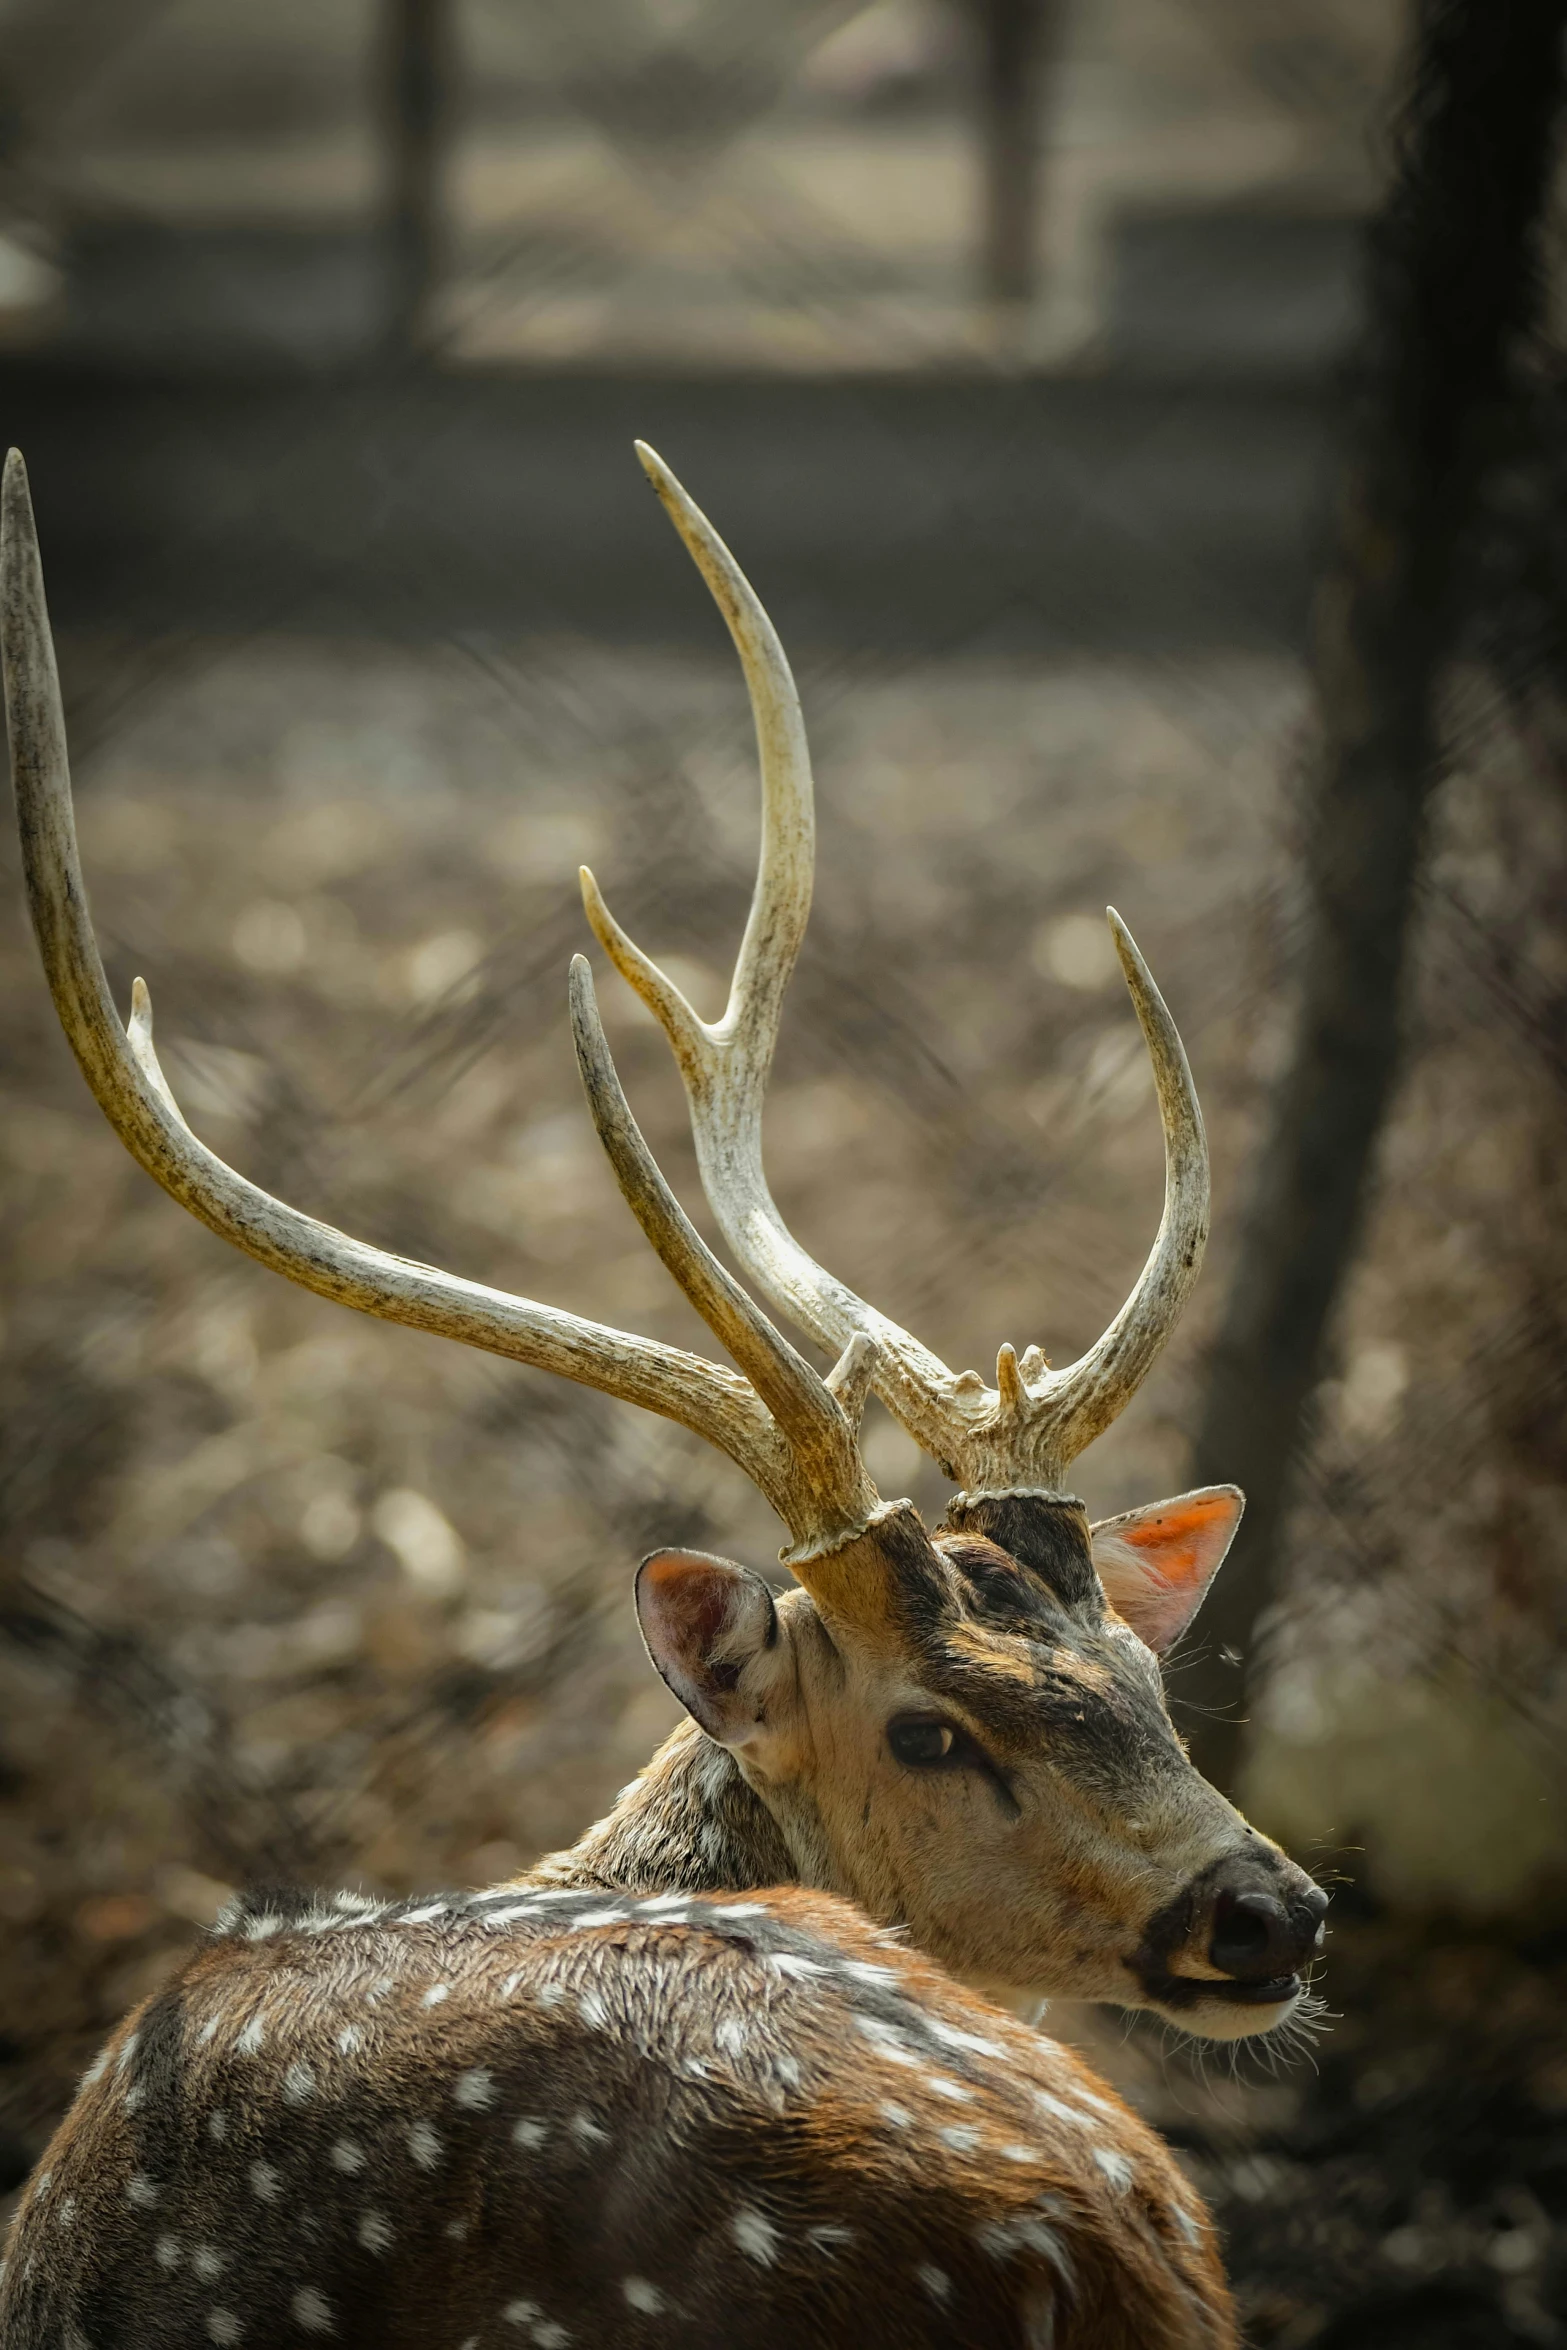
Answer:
887, 1716, 959, 1768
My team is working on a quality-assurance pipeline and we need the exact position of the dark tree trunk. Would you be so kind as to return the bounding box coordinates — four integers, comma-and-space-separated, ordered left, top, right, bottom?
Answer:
973, 0, 1057, 308
382, 0, 450, 357
1179, 0, 1567, 1789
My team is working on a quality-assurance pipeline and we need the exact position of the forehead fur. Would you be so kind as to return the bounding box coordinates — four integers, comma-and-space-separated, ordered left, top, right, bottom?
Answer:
913, 1516, 1180, 1797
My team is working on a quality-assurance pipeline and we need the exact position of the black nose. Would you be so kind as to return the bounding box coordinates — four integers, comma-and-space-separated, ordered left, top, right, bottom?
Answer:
1208, 1879, 1327, 1982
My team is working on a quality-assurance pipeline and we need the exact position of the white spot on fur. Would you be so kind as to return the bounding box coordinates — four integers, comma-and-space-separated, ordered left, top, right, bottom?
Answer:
638, 1893, 690, 1913
242, 1914, 285, 1942
116, 2035, 140, 2074
155, 2235, 182, 2271
235, 2017, 265, 2056
248, 2162, 280, 2203
576, 1909, 628, 1929
422, 1985, 450, 2009
714, 2018, 748, 2056
731, 2207, 779, 2265
445, 2218, 468, 2241
622, 2278, 664, 2313
853, 2016, 919, 2066
402, 1903, 448, 1924
1171, 2203, 1202, 2245
536, 1983, 567, 2009
924, 2076, 974, 2102
331, 2139, 365, 2174
207, 2111, 229, 2142
407, 2122, 443, 2171
926, 2018, 1004, 2057
498, 1973, 523, 1997
81, 2049, 110, 2085
534, 2327, 571, 2349
206, 2312, 242, 2343
1094, 2147, 1134, 2192
1034, 2092, 1087, 2128
880, 2100, 913, 2128
454, 2068, 496, 2110
1002, 2144, 1036, 2163
337, 2027, 363, 2056
197, 2019, 219, 2046
768, 1953, 828, 1981
359, 2211, 394, 2254
569, 2113, 609, 2147
283, 2062, 316, 2105
711, 1903, 767, 1919
191, 2246, 225, 2283
503, 2304, 539, 2326
940, 2126, 981, 2152
808, 2225, 854, 2254
512, 2118, 547, 2150
126, 2173, 160, 2208
976, 2215, 1074, 2281
579, 1993, 608, 2029
917, 2265, 951, 2303
292, 2286, 334, 2333
57, 2196, 77, 2228
124, 2084, 145, 2112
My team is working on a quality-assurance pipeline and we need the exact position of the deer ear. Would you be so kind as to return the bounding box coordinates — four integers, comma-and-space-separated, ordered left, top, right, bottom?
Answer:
1088, 1486, 1245, 1656
635, 1549, 782, 1747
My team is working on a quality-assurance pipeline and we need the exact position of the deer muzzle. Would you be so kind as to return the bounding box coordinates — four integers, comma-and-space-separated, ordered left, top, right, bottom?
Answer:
1131, 1845, 1328, 2032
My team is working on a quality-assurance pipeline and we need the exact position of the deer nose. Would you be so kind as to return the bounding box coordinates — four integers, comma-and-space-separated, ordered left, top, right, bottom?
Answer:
1207, 1878, 1327, 1982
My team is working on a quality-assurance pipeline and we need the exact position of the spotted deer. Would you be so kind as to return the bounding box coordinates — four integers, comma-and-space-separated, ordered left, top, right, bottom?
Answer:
0, 445, 1325, 2350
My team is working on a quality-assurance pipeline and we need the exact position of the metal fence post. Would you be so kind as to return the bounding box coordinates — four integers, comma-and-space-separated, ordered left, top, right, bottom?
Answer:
382, 0, 449, 357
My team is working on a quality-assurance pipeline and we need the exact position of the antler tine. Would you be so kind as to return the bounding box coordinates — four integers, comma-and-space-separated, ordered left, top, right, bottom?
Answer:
584, 444, 1211, 1499
1028, 912, 1209, 1471
581, 443, 970, 1469
0, 447, 866, 1551
568, 955, 880, 1556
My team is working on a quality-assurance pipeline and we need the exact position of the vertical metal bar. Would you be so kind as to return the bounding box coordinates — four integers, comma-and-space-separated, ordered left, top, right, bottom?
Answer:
974, 0, 1055, 310
382, 0, 447, 356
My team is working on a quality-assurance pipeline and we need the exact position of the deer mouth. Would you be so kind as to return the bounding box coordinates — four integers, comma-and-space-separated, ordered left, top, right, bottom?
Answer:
1137, 1966, 1302, 2013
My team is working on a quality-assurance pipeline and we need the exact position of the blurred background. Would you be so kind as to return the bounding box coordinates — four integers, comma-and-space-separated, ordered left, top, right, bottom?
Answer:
0, 1, 1564, 2341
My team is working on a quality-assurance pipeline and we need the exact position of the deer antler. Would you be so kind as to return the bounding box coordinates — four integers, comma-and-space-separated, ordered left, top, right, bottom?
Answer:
581, 443, 1209, 1499
0, 448, 882, 1559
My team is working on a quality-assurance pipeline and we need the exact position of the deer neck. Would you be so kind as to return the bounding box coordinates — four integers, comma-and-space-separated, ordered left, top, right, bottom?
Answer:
524, 1716, 798, 1895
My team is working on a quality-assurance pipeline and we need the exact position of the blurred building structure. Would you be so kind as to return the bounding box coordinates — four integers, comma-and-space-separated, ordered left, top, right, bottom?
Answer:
0, 0, 1397, 373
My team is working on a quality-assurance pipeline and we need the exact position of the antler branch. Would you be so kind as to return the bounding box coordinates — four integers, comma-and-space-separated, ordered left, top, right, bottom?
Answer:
583, 444, 1209, 1498
0, 448, 877, 1555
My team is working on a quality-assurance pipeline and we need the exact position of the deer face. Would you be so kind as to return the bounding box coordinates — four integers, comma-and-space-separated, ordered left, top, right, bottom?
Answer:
639, 1492, 1326, 2040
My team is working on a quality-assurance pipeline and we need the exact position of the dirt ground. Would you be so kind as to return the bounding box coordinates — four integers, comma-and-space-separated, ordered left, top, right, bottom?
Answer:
1, 625, 1563, 2340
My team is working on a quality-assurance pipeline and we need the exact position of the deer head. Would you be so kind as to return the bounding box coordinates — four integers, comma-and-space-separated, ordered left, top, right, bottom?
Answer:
1, 445, 1323, 2045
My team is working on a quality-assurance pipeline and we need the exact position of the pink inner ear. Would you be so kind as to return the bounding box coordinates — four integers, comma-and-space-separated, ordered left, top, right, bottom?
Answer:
642, 1551, 737, 1651
1089, 1486, 1244, 1654
1115, 1491, 1242, 1586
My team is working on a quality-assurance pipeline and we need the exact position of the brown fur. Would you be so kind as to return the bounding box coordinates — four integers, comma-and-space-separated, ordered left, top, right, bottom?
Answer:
1, 1502, 1316, 2346
1, 1885, 1232, 2350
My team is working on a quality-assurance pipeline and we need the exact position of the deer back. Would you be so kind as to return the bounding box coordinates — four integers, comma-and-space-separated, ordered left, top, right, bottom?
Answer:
1, 1884, 1233, 2350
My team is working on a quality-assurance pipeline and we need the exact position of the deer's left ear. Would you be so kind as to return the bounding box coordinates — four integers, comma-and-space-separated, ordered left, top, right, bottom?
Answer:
1088, 1485, 1245, 1656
